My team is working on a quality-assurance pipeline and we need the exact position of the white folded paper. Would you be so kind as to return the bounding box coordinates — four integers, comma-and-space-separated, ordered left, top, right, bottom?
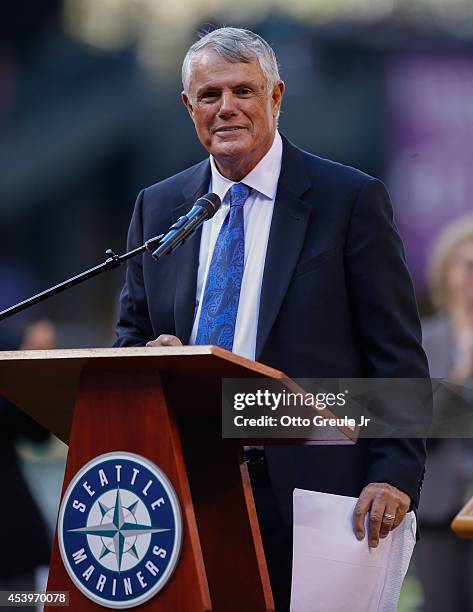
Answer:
290, 488, 416, 612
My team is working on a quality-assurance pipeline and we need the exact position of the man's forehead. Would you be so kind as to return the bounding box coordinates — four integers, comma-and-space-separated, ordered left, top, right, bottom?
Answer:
189, 49, 265, 88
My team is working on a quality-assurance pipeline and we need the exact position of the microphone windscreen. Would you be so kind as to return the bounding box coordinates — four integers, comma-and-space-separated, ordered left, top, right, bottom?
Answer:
196, 193, 221, 217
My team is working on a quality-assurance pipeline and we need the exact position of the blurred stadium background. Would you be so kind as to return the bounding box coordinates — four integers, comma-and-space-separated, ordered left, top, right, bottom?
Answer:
1, 1, 473, 608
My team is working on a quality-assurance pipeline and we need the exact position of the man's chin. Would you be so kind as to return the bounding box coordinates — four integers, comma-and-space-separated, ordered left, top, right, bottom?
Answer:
210, 143, 250, 164
212, 136, 248, 152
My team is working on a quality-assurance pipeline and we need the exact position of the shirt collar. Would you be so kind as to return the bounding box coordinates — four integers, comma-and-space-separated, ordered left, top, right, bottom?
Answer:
209, 130, 283, 203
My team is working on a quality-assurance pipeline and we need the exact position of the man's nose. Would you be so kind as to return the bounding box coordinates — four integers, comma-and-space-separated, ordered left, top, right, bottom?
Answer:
218, 91, 238, 117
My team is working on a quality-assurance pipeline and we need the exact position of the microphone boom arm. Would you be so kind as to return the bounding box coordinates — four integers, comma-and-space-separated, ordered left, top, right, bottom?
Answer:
0, 234, 163, 322
0, 192, 221, 323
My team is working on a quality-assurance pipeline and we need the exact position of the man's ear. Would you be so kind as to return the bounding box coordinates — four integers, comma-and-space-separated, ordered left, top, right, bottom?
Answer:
272, 80, 285, 117
182, 91, 195, 121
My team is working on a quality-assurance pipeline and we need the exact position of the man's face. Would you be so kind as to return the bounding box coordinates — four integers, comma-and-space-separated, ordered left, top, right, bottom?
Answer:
182, 49, 284, 180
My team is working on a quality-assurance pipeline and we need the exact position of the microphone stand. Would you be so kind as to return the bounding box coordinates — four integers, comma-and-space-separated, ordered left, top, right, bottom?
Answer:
0, 234, 164, 322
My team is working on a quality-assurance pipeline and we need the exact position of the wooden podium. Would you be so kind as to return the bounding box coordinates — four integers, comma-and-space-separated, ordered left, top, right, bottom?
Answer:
0, 347, 351, 610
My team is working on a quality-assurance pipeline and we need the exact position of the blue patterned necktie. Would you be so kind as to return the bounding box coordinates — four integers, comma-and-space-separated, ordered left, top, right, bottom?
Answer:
195, 183, 251, 350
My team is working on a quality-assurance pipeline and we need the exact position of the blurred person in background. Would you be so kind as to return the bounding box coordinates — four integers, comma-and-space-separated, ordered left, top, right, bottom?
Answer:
417, 214, 473, 611
0, 320, 55, 610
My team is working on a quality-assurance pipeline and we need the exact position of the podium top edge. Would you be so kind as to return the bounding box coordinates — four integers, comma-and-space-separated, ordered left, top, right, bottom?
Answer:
0, 346, 287, 378
0, 346, 215, 359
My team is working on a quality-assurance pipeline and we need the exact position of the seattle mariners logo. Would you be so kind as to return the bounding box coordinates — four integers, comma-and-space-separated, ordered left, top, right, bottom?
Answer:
58, 452, 182, 609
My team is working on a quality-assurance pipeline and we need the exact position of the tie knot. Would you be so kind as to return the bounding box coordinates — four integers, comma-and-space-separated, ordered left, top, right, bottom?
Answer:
229, 183, 251, 208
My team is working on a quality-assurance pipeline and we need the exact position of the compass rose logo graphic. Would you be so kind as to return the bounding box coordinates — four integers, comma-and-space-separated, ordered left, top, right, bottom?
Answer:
58, 452, 182, 609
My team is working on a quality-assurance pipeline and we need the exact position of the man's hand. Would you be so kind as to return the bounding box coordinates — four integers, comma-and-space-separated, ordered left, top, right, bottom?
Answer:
146, 334, 183, 347
353, 482, 410, 548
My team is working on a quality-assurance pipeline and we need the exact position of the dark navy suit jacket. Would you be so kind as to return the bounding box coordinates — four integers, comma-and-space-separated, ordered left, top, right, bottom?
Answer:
115, 135, 430, 523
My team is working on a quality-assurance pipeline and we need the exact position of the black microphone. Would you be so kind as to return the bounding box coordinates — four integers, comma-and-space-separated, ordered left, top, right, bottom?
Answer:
149, 193, 221, 261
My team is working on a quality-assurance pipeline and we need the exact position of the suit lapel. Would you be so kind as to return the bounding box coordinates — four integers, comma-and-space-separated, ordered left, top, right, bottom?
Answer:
173, 160, 211, 343
255, 138, 312, 361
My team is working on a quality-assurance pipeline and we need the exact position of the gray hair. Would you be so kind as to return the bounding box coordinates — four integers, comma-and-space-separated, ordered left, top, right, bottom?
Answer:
182, 27, 281, 95
427, 213, 473, 310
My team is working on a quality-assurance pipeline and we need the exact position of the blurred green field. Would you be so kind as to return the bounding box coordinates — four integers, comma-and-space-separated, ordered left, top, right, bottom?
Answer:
399, 572, 423, 612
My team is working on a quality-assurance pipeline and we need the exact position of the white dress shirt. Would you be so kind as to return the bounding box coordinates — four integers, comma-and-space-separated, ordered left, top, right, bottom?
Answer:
189, 131, 283, 360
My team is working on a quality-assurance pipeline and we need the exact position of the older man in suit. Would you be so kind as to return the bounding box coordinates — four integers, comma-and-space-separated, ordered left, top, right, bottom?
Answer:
115, 27, 429, 609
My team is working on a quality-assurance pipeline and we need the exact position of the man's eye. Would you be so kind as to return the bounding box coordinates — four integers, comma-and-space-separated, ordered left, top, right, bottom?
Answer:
201, 91, 219, 100
236, 88, 252, 95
